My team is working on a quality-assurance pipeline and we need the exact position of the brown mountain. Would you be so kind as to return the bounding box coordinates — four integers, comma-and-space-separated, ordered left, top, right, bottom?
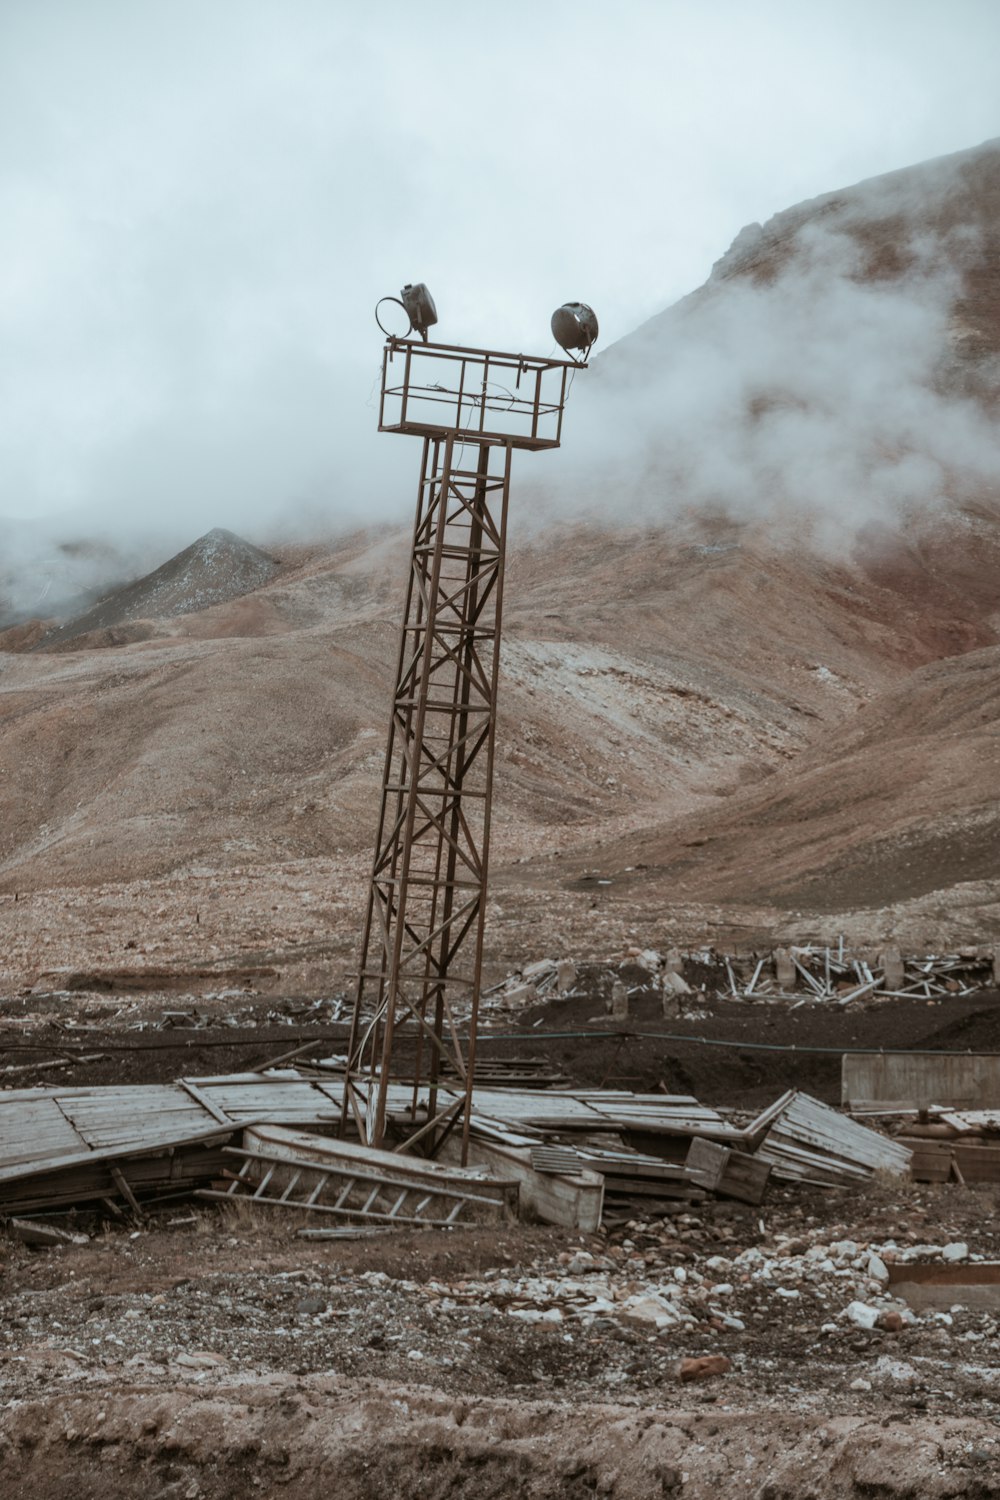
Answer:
1, 142, 999, 993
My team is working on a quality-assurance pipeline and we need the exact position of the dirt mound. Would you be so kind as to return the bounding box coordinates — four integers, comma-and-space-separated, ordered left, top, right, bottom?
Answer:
1, 1381, 994, 1499
36, 528, 280, 651
0, 618, 54, 652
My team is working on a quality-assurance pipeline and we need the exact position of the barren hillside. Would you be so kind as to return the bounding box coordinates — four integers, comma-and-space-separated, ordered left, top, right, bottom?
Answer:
2, 140, 1000, 990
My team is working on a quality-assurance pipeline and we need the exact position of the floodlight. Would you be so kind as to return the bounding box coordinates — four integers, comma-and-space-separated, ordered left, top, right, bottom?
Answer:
376, 283, 438, 342
551, 302, 598, 359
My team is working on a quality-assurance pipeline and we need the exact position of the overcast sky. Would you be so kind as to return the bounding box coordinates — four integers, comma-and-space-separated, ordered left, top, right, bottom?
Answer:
3, 0, 1000, 543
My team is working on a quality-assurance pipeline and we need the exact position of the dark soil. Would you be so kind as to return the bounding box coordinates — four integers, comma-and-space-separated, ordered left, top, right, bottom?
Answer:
3, 982, 1000, 1110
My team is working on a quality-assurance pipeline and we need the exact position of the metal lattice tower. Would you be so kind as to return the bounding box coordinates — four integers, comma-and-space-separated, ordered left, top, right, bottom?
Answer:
341, 333, 585, 1160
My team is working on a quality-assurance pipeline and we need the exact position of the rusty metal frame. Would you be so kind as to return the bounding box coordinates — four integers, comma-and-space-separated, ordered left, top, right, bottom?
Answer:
378, 335, 579, 451
343, 337, 585, 1162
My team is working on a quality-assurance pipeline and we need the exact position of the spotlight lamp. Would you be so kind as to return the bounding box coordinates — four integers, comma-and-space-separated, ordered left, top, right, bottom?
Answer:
376, 282, 438, 342
551, 302, 599, 360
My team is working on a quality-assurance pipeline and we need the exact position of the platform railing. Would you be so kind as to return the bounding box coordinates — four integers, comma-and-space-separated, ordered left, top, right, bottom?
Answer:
378, 336, 582, 451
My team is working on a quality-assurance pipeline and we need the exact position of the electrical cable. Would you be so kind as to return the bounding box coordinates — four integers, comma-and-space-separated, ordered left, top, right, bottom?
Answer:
1, 1028, 996, 1059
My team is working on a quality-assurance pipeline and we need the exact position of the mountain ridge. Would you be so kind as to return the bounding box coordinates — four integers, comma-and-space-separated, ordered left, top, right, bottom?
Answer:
1, 140, 999, 991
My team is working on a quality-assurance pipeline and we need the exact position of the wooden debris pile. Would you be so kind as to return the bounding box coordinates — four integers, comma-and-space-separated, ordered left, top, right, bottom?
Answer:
890, 1109, 1000, 1186
448, 1086, 909, 1220
487, 943, 997, 1014
717, 943, 997, 1005
748, 1089, 912, 1188
480, 958, 580, 1012
0, 1073, 912, 1235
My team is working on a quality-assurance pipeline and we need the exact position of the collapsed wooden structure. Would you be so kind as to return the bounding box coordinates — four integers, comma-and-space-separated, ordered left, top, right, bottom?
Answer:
750, 1089, 912, 1188
0, 1071, 911, 1230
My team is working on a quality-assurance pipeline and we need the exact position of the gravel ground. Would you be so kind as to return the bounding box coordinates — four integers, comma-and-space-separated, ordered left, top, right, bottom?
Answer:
4, 1184, 1000, 1496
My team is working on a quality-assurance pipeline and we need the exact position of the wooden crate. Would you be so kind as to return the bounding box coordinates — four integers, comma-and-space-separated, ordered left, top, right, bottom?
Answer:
684, 1137, 772, 1205
897, 1136, 952, 1184
898, 1137, 1000, 1184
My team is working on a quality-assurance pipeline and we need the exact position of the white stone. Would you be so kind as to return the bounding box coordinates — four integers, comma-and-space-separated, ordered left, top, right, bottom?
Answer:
942, 1242, 968, 1263
635, 949, 662, 973
662, 970, 693, 995
580, 1298, 616, 1316
623, 1295, 678, 1330
870, 1356, 919, 1384
867, 1254, 889, 1282
556, 960, 578, 993
844, 1301, 879, 1330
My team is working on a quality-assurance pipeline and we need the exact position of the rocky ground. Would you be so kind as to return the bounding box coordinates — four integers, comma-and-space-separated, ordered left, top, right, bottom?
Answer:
5, 980, 1000, 1494
3, 1182, 1000, 1496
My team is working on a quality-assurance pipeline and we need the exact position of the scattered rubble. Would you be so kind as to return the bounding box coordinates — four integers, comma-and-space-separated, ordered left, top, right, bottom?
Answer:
481, 943, 998, 1022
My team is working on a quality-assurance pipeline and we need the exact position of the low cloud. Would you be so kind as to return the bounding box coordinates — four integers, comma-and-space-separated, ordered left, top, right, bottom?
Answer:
537, 217, 1000, 548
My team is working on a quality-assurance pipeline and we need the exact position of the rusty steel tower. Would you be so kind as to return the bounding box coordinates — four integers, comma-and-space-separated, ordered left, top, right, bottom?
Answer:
341, 291, 594, 1160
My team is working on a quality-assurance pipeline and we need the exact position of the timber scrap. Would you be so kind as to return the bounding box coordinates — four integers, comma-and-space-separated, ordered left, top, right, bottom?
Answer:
0, 1074, 910, 1228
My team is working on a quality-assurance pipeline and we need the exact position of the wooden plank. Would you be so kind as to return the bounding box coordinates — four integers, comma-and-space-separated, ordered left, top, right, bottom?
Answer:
577, 1154, 689, 1180
897, 1136, 953, 1184
953, 1143, 1000, 1183
0, 1138, 234, 1213
0, 1100, 86, 1166
0, 1122, 237, 1186
888, 1261, 1000, 1312
771, 1093, 911, 1173
178, 1078, 232, 1125
602, 1176, 696, 1197
683, 1137, 727, 1191
439, 1136, 603, 1231
940, 1110, 1000, 1134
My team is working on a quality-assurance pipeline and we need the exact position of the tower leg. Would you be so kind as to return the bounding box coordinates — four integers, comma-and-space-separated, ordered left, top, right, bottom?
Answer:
342, 436, 513, 1159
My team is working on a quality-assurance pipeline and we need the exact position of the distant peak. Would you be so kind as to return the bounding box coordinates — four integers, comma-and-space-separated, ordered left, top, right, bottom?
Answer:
35, 525, 280, 649
192, 526, 262, 548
